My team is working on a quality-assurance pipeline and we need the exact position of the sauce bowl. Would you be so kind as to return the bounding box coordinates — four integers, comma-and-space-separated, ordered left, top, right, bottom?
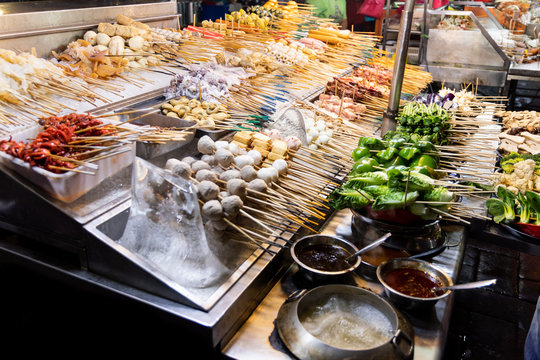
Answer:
376, 258, 453, 311
290, 234, 362, 282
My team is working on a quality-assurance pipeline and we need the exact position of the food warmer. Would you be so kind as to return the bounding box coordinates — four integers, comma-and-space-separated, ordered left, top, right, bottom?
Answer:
423, 1, 510, 88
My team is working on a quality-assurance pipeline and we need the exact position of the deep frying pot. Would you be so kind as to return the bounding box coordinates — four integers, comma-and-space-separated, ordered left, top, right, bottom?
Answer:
351, 209, 445, 254
276, 285, 414, 360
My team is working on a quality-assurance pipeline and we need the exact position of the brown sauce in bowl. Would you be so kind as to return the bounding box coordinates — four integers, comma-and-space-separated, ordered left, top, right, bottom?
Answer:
383, 268, 445, 298
296, 244, 353, 272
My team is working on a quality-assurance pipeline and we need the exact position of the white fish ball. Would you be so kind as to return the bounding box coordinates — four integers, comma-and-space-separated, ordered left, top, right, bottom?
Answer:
309, 144, 318, 150
128, 35, 144, 51
272, 158, 288, 176
165, 158, 191, 179
197, 135, 216, 155
198, 180, 220, 201
211, 166, 224, 175
247, 178, 268, 193
221, 195, 243, 219
240, 165, 258, 181
201, 199, 223, 221
257, 167, 279, 184
247, 149, 262, 166
215, 148, 234, 167
181, 156, 196, 166
234, 154, 254, 169
214, 141, 229, 150
201, 154, 217, 167
195, 169, 218, 183
191, 160, 211, 173
229, 142, 242, 155
226, 178, 247, 199
219, 169, 241, 182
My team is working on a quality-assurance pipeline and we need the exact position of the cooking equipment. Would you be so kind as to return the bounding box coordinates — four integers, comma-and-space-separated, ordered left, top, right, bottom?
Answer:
276, 284, 414, 360
377, 258, 453, 311
351, 209, 445, 254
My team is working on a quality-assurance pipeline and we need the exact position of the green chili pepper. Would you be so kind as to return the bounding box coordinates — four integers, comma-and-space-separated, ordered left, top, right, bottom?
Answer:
352, 146, 370, 162
376, 147, 398, 162
383, 155, 407, 168
412, 165, 433, 177
352, 157, 379, 174
363, 137, 385, 150
398, 146, 420, 161
410, 154, 439, 170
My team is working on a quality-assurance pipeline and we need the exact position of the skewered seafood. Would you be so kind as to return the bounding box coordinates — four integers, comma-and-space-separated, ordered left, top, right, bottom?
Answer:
313, 93, 367, 121
161, 98, 230, 130
0, 113, 116, 173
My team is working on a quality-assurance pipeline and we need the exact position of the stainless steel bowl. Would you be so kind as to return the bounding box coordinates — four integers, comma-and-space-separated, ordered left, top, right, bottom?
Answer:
276, 284, 414, 360
290, 234, 361, 282
376, 258, 453, 312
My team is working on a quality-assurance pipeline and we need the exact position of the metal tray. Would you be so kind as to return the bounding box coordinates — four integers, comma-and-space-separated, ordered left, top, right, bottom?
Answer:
115, 107, 197, 159
0, 125, 135, 203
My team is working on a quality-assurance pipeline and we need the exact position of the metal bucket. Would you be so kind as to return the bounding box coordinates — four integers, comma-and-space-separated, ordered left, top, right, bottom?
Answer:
276, 284, 414, 360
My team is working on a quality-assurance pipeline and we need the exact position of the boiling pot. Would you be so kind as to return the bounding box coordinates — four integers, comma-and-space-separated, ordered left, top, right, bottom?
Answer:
276, 284, 414, 360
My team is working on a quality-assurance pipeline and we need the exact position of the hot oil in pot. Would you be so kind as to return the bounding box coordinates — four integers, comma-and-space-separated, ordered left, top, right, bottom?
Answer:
384, 268, 445, 298
300, 294, 395, 350
296, 244, 352, 271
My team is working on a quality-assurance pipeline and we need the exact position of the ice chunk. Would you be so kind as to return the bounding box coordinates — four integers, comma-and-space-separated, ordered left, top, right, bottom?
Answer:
118, 157, 230, 289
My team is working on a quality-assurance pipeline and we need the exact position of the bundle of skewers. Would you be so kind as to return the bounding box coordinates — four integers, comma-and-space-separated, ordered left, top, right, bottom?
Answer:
0, 113, 138, 175
161, 131, 352, 254
0, 48, 112, 134
51, 14, 170, 83
329, 131, 496, 226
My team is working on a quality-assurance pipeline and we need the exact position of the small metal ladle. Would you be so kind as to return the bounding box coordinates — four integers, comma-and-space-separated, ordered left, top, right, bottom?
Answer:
344, 232, 392, 262
433, 278, 497, 292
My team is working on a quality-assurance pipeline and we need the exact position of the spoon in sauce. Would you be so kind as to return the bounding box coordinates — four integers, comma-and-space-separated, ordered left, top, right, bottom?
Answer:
432, 278, 497, 293
344, 232, 392, 262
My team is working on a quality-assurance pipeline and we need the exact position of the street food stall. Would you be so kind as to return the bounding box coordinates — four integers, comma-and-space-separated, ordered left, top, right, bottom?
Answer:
0, 0, 538, 358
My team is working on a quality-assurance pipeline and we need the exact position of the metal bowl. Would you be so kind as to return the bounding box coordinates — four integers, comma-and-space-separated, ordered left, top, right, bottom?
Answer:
351, 209, 445, 254
290, 234, 361, 282
376, 258, 453, 312
276, 284, 414, 360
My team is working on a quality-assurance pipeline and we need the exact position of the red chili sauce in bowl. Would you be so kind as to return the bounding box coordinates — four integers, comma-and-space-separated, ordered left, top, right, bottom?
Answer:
383, 268, 446, 298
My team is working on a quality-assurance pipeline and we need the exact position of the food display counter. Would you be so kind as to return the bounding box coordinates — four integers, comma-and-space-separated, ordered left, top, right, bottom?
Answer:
0, 0, 529, 359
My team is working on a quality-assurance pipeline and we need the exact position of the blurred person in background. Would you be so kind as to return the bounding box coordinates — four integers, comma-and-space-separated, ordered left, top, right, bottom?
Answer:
306, 0, 347, 28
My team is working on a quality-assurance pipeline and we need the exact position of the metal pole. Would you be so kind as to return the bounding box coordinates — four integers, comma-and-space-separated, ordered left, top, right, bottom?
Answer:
381, 0, 416, 136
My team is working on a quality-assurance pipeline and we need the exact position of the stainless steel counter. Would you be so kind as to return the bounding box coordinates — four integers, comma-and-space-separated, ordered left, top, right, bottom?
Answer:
223, 209, 466, 360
